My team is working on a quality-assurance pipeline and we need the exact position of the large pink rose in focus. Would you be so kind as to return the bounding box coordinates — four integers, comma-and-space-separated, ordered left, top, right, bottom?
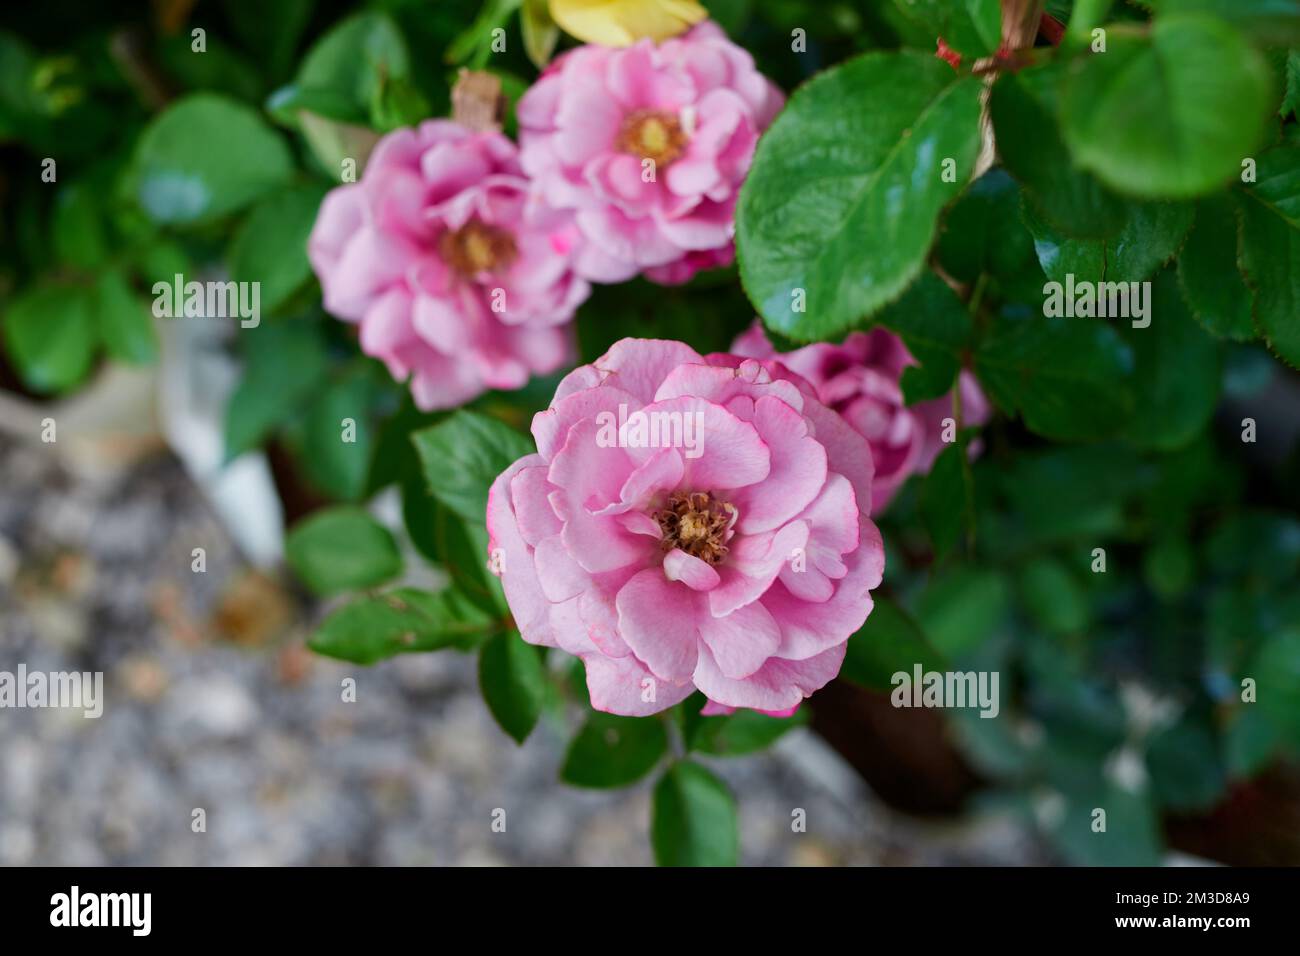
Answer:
486, 338, 885, 716
308, 121, 590, 410
517, 21, 784, 286
733, 324, 992, 513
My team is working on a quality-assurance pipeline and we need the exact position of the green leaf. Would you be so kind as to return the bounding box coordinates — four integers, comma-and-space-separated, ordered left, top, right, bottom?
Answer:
874, 271, 973, 403
689, 706, 808, 757
2, 284, 97, 394
933, 169, 1042, 302
1237, 145, 1300, 366
223, 0, 314, 81
1018, 557, 1090, 635
560, 712, 668, 787
1224, 705, 1281, 777
914, 566, 1010, 660
1047, 781, 1163, 866
478, 630, 546, 744
228, 184, 329, 315
1060, 17, 1274, 199
52, 180, 108, 268
1147, 716, 1227, 812
95, 269, 158, 365
1250, 628, 1300, 744
651, 761, 738, 866
285, 505, 403, 596
889, 0, 1002, 58
128, 93, 293, 226
992, 63, 1127, 239
974, 313, 1136, 441
1177, 196, 1256, 339
412, 409, 535, 524
841, 596, 947, 690
1146, 0, 1300, 46
737, 51, 983, 341
1102, 201, 1195, 282
296, 366, 381, 502
1283, 49, 1300, 116
1021, 197, 1105, 287
1121, 270, 1220, 450
1022, 196, 1193, 287
921, 438, 972, 559
309, 586, 496, 665
283, 12, 410, 124
223, 321, 331, 459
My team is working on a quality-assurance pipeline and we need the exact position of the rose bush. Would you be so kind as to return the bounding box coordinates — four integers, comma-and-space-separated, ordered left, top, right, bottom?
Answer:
8, 0, 1298, 868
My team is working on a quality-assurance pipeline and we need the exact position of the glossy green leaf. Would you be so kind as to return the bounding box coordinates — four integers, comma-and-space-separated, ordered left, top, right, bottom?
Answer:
1060, 17, 1274, 199
129, 94, 293, 225
1121, 270, 1221, 450
875, 272, 973, 403
228, 183, 329, 315
992, 63, 1127, 239
651, 761, 738, 866
2, 284, 97, 394
1238, 145, 1300, 366
561, 712, 668, 787
689, 706, 808, 757
285, 505, 403, 596
478, 630, 546, 744
1022, 196, 1193, 288
1146, 0, 1300, 45
974, 314, 1136, 440
737, 51, 983, 341
921, 438, 972, 558
841, 596, 948, 690
310, 586, 496, 665
412, 409, 535, 524
1177, 196, 1256, 339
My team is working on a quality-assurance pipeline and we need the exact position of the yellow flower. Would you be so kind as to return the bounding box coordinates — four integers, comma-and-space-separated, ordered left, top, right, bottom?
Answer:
548, 0, 708, 47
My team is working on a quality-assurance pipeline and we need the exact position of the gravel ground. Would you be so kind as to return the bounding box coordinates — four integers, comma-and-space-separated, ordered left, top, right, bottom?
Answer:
0, 434, 1042, 866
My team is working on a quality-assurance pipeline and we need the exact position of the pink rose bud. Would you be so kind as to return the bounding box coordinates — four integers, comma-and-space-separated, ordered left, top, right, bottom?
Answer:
732, 324, 992, 513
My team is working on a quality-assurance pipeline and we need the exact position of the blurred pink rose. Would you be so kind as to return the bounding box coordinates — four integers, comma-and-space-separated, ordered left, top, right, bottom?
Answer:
733, 324, 992, 513
517, 21, 784, 286
487, 338, 884, 716
308, 120, 590, 410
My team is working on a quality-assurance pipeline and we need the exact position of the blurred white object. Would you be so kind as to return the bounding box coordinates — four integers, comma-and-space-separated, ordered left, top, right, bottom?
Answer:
156, 305, 284, 569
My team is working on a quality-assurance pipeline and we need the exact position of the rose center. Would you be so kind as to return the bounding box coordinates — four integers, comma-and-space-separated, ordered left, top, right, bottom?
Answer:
617, 110, 688, 168
439, 220, 517, 276
654, 491, 734, 565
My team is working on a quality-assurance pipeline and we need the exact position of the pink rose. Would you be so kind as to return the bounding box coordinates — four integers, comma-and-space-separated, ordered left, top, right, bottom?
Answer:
486, 338, 885, 716
733, 324, 992, 513
517, 21, 784, 286
308, 120, 590, 410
